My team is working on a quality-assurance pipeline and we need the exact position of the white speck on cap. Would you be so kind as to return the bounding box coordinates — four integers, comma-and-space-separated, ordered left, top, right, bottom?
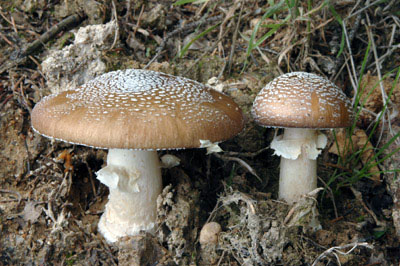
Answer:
252, 72, 354, 129
31, 69, 244, 149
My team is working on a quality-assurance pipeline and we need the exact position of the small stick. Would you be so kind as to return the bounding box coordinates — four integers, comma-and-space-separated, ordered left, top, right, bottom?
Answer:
0, 94, 13, 110
317, 176, 338, 219
144, 15, 223, 68
0, 13, 86, 74
28, 55, 41, 69
0, 9, 23, 28
132, 4, 145, 37
312, 241, 373, 266
23, 135, 31, 174
346, 0, 386, 20
10, 15, 18, 34
0, 189, 22, 204
350, 186, 385, 227
84, 161, 97, 199
223, 146, 270, 158
109, 0, 119, 51
213, 153, 262, 182
100, 239, 118, 266
0, 31, 13, 46
227, 0, 244, 74
22, 13, 86, 56
183, 29, 230, 76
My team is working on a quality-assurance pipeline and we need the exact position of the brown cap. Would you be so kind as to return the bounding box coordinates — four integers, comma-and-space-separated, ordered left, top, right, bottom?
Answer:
252, 72, 354, 129
31, 69, 244, 149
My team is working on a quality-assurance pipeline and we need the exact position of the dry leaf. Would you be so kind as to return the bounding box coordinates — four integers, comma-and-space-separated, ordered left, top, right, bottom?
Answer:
57, 150, 74, 172
22, 201, 42, 223
358, 72, 400, 124
329, 128, 380, 182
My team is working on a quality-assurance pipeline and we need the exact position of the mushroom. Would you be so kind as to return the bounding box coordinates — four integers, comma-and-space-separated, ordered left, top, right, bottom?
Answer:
252, 72, 353, 203
31, 69, 244, 242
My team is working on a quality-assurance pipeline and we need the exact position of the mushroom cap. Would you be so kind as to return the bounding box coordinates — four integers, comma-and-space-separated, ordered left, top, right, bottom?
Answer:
252, 72, 354, 129
31, 69, 244, 149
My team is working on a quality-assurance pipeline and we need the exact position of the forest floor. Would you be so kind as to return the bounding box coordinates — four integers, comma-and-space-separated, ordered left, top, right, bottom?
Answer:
0, 0, 399, 265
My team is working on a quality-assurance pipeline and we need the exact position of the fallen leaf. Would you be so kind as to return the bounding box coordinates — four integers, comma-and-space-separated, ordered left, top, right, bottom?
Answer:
329, 128, 381, 182
22, 201, 42, 223
358, 72, 400, 124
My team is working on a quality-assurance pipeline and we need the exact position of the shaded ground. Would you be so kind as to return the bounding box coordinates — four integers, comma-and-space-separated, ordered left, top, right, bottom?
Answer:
0, 0, 399, 265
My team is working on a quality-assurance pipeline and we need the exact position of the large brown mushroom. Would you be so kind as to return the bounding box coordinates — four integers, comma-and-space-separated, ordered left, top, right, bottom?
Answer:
252, 72, 354, 203
31, 69, 244, 242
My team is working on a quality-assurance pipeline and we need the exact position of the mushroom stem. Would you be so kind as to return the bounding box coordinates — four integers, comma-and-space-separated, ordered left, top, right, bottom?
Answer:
96, 149, 162, 243
278, 128, 318, 203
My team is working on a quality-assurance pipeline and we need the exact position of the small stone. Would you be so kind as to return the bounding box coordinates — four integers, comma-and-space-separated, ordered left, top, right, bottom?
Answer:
199, 222, 222, 245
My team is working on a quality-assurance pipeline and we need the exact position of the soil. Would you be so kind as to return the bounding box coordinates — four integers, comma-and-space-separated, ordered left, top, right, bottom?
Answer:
0, 0, 399, 265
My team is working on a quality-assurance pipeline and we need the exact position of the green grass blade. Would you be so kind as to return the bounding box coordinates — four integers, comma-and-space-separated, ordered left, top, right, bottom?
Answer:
242, 0, 286, 71
176, 22, 220, 58
327, 1, 345, 58
173, 0, 207, 6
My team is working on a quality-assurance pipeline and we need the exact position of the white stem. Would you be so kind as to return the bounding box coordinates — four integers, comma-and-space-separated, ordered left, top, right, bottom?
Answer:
96, 149, 162, 243
278, 128, 318, 203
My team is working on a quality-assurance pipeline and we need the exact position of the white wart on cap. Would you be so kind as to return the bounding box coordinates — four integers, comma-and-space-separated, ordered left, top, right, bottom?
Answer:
32, 69, 244, 149
252, 72, 354, 204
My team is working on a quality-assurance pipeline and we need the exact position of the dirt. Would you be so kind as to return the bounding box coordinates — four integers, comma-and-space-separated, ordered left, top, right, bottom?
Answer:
1, 0, 400, 265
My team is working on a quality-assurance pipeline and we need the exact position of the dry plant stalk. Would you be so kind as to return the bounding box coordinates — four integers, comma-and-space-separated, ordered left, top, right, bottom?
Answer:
312, 241, 373, 266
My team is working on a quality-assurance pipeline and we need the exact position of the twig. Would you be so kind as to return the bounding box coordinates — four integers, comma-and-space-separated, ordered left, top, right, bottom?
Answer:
110, 0, 119, 50
84, 161, 97, 199
367, 25, 398, 69
350, 186, 386, 227
213, 153, 262, 182
144, 15, 223, 69
364, 13, 390, 147
312, 242, 373, 266
196, 0, 211, 18
365, 13, 388, 105
132, 4, 145, 37
343, 14, 362, 97
0, 9, 24, 29
216, 250, 226, 266
331, 12, 361, 85
346, 0, 386, 20
101, 239, 118, 266
124, 0, 132, 23
10, 14, 18, 34
18, 78, 32, 114
182, 28, 230, 76
227, 1, 244, 74
22, 13, 86, 56
283, 188, 323, 225
317, 176, 338, 219
0, 31, 13, 46
223, 146, 270, 158
301, 235, 327, 250
217, 1, 239, 56
0, 189, 22, 204
391, 15, 400, 28
23, 135, 31, 174
0, 13, 86, 75
0, 94, 13, 110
